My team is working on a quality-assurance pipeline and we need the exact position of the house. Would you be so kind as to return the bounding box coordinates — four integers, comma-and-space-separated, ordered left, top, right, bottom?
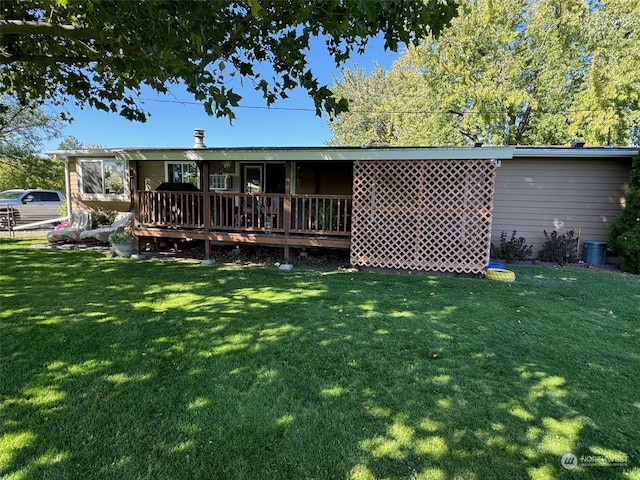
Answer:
49, 130, 637, 273
493, 147, 635, 258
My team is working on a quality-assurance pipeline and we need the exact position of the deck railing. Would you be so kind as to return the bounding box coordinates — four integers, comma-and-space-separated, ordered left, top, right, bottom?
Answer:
138, 191, 352, 236
139, 191, 204, 228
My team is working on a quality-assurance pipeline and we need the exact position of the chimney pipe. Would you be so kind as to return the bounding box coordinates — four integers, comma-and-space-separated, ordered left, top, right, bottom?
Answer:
194, 129, 206, 148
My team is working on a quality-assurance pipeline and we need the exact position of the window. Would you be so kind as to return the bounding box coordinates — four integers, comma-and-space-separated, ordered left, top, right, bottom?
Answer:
41, 192, 62, 201
167, 162, 199, 188
209, 174, 232, 191
79, 159, 127, 197
22, 191, 60, 202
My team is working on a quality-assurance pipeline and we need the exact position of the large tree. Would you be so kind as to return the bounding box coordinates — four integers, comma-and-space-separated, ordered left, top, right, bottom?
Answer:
0, 0, 458, 122
329, 0, 640, 146
0, 97, 65, 192
569, 0, 640, 145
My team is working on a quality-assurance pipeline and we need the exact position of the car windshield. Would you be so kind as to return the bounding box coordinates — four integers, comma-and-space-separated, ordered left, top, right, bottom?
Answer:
0, 191, 23, 200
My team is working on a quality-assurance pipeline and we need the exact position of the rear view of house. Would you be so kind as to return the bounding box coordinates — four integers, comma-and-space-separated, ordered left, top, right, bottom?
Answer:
49, 131, 637, 273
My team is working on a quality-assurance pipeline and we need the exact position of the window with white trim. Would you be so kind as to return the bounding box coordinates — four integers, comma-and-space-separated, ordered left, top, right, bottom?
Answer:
79, 158, 127, 197
209, 174, 234, 191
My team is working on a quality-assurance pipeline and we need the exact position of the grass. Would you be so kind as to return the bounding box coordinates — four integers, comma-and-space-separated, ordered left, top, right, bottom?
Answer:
1, 238, 639, 480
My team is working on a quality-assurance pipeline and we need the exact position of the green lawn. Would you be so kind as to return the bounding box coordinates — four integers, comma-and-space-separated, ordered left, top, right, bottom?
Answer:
1, 239, 639, 480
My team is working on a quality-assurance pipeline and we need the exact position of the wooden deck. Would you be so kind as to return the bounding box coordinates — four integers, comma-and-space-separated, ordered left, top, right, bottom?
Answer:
134, 191, 352, 259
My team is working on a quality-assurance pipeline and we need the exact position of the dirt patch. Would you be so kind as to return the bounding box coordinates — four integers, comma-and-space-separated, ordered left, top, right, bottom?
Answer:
27, 237, 352, 270
139, 240, 352, 270
494, 258, 621, 271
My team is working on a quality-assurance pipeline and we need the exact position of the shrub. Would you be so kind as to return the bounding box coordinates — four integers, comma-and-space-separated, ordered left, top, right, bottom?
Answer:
108, 226, 135, 244
491, 230, 533, 262
57, 200, 67, 217
538, 230, 578, 264
613, 222, 640, 273
607, 153, 640, 273
92, 208, 118, 228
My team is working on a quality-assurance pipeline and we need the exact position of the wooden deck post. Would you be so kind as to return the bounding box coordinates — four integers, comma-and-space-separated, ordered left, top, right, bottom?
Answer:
130, 160, 140, 253
201, 161, 212, 260
283, 162, 292, 261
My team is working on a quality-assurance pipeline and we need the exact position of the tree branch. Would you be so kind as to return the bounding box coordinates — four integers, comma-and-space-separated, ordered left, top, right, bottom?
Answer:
0, 20, 99, 40
459, 129, 479, 143
0, 55, 92, 65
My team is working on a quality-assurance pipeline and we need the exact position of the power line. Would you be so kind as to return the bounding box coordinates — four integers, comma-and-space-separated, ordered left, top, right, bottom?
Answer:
138, 97, 317, 112
136, 96, 635, 116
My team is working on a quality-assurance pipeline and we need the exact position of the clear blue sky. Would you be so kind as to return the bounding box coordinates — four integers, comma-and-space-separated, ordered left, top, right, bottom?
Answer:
43, 35, 402, 152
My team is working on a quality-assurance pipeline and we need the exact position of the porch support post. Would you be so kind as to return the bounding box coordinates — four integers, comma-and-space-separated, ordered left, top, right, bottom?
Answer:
130, 160, 140, 253
283, 161, 292, 262
201, 161, 212, 260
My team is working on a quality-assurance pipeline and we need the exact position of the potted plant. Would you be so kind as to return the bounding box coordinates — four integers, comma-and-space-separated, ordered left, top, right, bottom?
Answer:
108, 226, 136, 257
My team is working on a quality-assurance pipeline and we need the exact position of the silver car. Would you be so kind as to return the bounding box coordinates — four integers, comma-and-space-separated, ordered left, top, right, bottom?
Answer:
0, 189, 65, 228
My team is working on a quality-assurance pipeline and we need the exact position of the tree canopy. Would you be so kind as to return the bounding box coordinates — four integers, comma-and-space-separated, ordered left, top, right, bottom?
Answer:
0, 98, 66, 192
328, 0, 640, 146
0, 0, 458, 122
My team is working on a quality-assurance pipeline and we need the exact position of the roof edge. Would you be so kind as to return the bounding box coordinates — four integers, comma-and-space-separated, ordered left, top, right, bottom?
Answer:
513, 146, 639, 158
46, 145, 639, 161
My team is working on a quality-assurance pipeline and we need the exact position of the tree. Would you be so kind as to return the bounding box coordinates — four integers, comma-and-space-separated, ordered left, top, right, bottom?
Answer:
0, 97, 65, 192
569, 0, 640, 145
326, 65, 394, 146
0, 0, 458, 122
607, 153, 640, 273
329, 0, 640, 146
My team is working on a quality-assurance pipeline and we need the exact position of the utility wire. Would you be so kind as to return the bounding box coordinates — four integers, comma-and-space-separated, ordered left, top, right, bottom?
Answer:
136, 96, 634, 116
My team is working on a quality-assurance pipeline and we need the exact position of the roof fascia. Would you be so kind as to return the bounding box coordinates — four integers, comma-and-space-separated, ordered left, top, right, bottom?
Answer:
46, 149, 120, 158
110, 146, 515, 162
514, 147, 639, 158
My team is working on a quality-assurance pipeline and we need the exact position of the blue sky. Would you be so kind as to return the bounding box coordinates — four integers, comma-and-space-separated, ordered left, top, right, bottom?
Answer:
43, 35, 402, 152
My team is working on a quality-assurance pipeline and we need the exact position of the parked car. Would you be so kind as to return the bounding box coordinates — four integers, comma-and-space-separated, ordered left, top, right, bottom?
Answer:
0, 189, 65, 228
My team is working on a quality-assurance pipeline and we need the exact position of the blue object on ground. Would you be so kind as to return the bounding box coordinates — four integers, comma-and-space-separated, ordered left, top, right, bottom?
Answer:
488, 261, 505, 269
583, 241, 607, 265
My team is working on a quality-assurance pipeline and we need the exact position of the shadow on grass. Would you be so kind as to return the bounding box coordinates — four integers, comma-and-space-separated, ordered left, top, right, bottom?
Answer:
1, 240, 639, 479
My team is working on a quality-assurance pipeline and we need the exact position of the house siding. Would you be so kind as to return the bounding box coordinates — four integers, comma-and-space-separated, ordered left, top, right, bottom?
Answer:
492, 156, 631, 256
68, 158, 81, 211
139, 161, 167, 191
295, 161, 353, 195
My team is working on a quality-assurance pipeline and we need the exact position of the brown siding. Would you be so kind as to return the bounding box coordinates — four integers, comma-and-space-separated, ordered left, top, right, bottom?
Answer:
68, 157, 81, 211
492, 157, 631, 256
139, 161, 168, 190
296, 162, 352, 194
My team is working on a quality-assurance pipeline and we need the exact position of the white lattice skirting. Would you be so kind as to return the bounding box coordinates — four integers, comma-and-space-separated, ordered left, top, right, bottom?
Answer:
350, 159, 497, 274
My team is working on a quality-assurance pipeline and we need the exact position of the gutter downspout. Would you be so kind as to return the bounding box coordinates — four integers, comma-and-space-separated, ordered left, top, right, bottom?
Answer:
64, 156, 72, 217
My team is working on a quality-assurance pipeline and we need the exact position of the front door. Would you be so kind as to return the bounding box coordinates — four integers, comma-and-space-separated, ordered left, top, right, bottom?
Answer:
243, 165, 263, 194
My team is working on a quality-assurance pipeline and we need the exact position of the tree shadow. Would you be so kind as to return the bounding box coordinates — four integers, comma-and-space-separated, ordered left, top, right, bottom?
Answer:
1, 243, 638, 479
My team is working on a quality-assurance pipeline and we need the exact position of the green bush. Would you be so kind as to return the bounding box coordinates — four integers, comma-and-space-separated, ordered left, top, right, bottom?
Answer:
614, 222, 640, 273
92, 208, 118, 229
491, 230, 533, 262
607, 154, 640, 274
57, 200, 67, 217
538, 230, 578, 264
108, 227, 135, 244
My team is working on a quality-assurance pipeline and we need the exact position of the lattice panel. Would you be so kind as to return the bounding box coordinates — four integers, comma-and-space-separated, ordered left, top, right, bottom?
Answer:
351, 159, 497, 274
